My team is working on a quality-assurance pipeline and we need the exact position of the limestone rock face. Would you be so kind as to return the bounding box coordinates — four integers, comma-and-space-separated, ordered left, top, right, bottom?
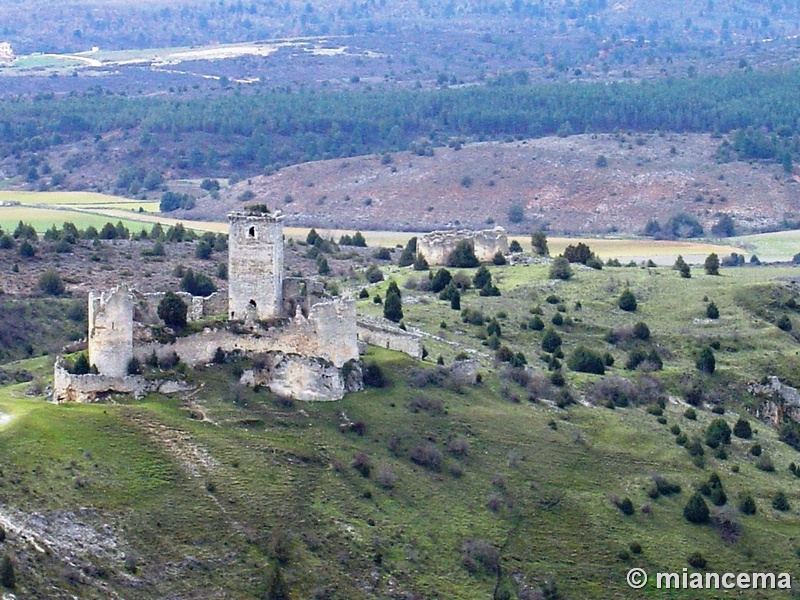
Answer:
241, 353, 362, 401
750, 376, 800, 426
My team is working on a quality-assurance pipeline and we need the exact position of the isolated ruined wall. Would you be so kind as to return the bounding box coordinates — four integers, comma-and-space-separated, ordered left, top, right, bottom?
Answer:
417, 227, 508, 265
356, 318, 424, 359
88, 286, 134, 378
472, 227, 509, 261
228, 210, 284, 321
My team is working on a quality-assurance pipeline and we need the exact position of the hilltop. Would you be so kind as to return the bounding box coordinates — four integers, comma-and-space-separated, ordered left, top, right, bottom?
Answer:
185, 133, 799, 235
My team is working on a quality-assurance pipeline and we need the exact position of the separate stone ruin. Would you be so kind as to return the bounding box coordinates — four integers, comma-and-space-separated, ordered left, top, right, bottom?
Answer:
417, 227, 509, 266
53, 206, 365, 403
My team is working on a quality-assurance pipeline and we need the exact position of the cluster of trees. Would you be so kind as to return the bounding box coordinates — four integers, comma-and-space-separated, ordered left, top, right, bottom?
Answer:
644, 213, 704, 239
160, 192, 196, 212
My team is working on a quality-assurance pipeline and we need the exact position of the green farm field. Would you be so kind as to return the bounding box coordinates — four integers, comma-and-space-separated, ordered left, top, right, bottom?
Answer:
0, 191, 756, 264
0, 190, 157, 209
0, 206, 153, 233
733, 230, 800, 262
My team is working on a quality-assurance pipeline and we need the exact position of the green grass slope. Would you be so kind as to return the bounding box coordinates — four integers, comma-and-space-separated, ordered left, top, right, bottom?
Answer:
0, 260, 799, 597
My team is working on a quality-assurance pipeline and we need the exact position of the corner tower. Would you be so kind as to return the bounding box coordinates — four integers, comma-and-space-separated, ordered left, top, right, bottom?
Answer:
228, 206, 284, 321
88, 285, 134, 378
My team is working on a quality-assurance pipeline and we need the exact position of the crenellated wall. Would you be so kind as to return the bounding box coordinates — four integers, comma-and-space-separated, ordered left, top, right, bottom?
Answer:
417, 227, 509, 265
88, 286, 134, 378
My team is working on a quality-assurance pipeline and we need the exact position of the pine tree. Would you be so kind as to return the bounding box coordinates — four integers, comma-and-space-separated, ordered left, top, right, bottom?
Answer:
72, 353, 90, 375
739, 493, 757, 515
674, 255, 691, 278
733, 418, 752, 439
531, 231, 549, 256
158, 291, 188, 329
618, 289, 637, 312
384, 289, 403, 323
412, 253, 429, 271
473, 266, 492, 289
684, 492, 710, 524
447, 240, 479, 268
541, 328, 562, 353
704, 253, 720, 275
696, 346, 716, 374
549, 256, 573, 280
450, 290, 461, 310
430, 268, 452, 293
398, 237, 417, 267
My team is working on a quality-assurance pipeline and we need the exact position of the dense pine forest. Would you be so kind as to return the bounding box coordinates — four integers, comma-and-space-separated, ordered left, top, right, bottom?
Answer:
4, 67, 800, 183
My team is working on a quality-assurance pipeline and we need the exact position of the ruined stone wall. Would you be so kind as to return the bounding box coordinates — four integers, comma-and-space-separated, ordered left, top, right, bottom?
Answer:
417, 227, 508, 265
306, 299, 360, 367
228, 210, 284, 321
281, 278, 326, 318
138, 291, 226, 324
88, 286, 134, 378
135, 298, 359, 370
357, 318, 424, 359
52, 358, 189, 403
52, 358, 146, 403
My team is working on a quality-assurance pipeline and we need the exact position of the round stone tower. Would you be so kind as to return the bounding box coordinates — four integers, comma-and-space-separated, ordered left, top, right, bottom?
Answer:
228, 207, 284, 321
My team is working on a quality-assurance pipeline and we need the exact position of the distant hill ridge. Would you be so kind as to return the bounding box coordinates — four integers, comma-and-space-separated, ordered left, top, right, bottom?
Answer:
195, 133, 799, 236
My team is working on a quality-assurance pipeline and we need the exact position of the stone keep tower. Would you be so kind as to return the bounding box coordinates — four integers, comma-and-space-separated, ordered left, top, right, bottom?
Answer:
88, 286, 134, 378
228, 208, 284, 321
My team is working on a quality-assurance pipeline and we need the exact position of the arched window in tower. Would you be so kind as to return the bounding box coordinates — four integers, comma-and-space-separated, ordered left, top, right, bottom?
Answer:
248, 226, 256, 238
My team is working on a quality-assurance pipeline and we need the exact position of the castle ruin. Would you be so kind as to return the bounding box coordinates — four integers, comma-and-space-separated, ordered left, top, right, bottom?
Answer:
54, 207, 363, 403
417, 227, 508, 265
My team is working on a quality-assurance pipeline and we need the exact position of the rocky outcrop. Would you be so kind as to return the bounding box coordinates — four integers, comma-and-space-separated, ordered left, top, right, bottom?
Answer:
240, 353, 362, 402
749, 376, 800, 427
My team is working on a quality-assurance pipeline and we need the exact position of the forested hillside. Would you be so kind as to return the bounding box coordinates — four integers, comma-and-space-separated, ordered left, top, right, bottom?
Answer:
3, 67, 800, 196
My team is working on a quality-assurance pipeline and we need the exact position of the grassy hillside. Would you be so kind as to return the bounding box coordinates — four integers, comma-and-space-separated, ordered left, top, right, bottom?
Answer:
0, 257, 799, 597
